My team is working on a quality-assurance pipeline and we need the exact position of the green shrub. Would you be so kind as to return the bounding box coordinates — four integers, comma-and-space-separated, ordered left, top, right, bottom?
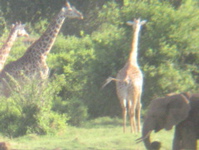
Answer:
0, 75, 68, 137
48, 35, 94, 125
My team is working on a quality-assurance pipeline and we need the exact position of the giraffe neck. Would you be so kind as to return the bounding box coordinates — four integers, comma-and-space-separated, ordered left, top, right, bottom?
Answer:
0, 29, 18, 71
24, 10, 66, 59
128, 27, 141, 66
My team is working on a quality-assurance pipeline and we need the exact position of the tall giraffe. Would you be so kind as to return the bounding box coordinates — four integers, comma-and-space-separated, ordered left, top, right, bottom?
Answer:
102, 18, 146, 133
0, 22, 28, 72
0, 2, 83, 95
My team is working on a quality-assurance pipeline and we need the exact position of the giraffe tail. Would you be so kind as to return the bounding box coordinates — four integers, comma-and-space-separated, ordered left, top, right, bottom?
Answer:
101, 77, 114, 89
101, 77, 121, 89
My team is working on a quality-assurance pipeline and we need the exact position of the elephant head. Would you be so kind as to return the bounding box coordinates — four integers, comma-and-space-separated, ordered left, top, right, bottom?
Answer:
139, 93, 191, 150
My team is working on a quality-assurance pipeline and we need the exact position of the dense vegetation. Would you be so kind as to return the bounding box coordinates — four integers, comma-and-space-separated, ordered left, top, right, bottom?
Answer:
0, 0, 199, 137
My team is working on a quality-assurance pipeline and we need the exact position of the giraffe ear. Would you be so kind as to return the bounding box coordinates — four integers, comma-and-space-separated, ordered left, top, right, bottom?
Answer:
126, 21, 135, 26
21, 24, 26, 28
141, 20, 147, 25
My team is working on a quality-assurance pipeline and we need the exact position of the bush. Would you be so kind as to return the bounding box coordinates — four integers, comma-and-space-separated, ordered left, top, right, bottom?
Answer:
48, 35, 94, 125
0, 75, 68, 137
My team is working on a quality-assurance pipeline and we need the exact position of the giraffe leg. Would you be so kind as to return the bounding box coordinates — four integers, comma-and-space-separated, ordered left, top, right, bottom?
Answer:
128, 100, 136, 133
131, 91, 141, 133
136, 93, 142, 132
122, 107, 127, 133
121, 99, 127, 133
136, 101, 142, 132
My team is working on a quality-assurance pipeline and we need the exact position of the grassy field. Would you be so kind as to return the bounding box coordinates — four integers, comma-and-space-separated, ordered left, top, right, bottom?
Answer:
1, 117, 174, 150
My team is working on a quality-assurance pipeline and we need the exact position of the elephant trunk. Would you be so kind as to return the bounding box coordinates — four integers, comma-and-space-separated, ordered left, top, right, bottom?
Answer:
143, 136, 151, 149
142, 126, 152, 149
142, 121, 161, 150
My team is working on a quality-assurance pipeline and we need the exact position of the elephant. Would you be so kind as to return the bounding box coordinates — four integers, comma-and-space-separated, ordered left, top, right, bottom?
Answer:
137, 92, 199, 150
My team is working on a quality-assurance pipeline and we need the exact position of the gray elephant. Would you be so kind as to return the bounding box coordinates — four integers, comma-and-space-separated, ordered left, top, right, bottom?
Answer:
137, 93, 199, 150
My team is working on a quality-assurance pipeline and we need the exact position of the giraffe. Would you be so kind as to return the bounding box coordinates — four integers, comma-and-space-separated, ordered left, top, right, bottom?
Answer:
0, 2, 83, 96
102, 18, 147, 133
0, 22, 28, 72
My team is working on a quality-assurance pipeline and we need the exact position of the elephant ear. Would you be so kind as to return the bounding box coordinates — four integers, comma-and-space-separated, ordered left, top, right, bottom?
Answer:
164, 94, 190, 130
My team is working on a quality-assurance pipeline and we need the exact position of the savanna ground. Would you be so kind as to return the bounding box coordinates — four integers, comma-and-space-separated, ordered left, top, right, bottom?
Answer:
3, 117, 174, 150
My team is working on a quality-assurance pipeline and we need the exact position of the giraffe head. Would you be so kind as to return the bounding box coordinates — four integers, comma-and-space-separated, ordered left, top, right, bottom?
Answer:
61, 1, 83, 19
11, 22, 29, 37
126, 18, 147, 30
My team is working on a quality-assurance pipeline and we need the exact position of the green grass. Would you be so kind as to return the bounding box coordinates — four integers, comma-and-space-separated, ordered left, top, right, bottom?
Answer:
1, 117, 174, 150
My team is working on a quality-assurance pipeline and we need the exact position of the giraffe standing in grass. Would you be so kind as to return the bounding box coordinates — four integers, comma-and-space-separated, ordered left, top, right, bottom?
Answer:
0, 2, 83, 96
0, 22, 28, 72
102, 18, 146, 133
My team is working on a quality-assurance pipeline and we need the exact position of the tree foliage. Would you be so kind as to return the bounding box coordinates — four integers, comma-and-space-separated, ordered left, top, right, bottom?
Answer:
0, 0, 199, 135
